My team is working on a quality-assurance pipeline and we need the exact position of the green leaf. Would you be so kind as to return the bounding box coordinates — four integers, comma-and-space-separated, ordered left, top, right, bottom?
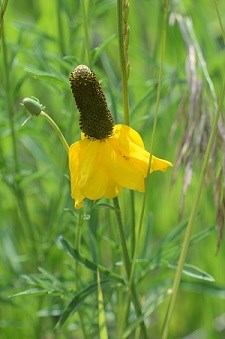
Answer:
58, 237, 125, 285
9, 288, 47, 298
167, 262, 215, 282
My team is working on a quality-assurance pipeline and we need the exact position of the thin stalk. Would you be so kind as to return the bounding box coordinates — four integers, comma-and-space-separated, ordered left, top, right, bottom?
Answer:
117, 0, 129, 125
162, 82, 225, 339
113, 197, 148, 339
117, 3, 137, 328
130, 190, 135, 257
40, 111, 69, 154
81, 0, 91, 67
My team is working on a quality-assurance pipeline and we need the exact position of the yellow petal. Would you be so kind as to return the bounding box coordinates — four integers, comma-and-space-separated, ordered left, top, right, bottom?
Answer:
113, 124, 144, 148
150, 155, 173, 173
110, 136, 149, 176
104, 140, 145, 192
69, 124, 172, 207
74, 191, 85, 209
69, 141, 81, 197
78, 141, 108, 200
69, 140, 87, 208
104, 178, 123, 198
113, 124, 172, 174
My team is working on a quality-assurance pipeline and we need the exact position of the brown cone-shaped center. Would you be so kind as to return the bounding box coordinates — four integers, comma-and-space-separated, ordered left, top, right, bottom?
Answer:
69, 65, 114, 139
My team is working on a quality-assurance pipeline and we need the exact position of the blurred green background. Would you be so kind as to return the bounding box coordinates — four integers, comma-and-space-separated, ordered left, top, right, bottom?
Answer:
1, 0, 225, 338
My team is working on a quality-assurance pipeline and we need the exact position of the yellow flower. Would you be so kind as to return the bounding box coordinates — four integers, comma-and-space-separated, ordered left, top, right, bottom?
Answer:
69, 124, 172, 208
68, 65, 172, 208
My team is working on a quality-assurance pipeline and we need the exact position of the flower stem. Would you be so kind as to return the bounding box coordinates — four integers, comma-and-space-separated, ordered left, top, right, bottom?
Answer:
81, 0, 91, 67
113, 197, 148, 339
117, 0, 130, 126
162, 82, 225, 339
117, 0, 136, 290
40, 111, 69, 154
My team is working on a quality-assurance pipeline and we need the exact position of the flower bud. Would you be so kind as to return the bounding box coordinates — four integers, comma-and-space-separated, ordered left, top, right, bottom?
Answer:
22, 97, 44, 116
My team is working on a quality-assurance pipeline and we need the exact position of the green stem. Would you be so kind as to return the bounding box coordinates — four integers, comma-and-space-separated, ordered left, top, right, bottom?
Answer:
113, 197, 131, 276
162, 82, 225, 339
113, 197, 148, 339
117, 0, 129, 125
130, 190, 136, 257
40, 111, 69, 154
81, 0, 91, 67
117, 2, 141, 335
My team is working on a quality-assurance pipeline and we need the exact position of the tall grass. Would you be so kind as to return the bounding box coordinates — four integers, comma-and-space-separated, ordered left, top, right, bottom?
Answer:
1, 0, 225, 338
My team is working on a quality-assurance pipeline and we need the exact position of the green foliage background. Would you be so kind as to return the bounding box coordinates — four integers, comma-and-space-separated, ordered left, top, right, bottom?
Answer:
1, 0, 225, 338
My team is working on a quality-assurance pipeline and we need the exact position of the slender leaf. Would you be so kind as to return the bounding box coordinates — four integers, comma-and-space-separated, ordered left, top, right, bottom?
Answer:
9, 288, 47, 298
58, 237, 125, 285
167, 262, 215, 282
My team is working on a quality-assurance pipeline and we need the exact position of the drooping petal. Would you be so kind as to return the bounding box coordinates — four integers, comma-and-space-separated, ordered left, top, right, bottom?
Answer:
113, 124, 144, 148
73, 190, 85, 209
104, 178, 123, 198
69, 140, 86, 208
100, 140, 123, 197
78, 140, 108, 200
110, 136, 149, 176
104, 139, 145, 192
150, 155, 173, 173
113, 124, 172, 175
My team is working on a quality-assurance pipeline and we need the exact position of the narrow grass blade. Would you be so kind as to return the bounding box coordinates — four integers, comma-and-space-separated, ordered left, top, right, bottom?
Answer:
9, 288, 47, 298
58, 236, 125, 284
167, 263, 215, 282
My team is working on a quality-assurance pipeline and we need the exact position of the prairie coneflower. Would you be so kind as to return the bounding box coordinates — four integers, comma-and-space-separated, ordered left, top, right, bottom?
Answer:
69, 65, 172, 208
